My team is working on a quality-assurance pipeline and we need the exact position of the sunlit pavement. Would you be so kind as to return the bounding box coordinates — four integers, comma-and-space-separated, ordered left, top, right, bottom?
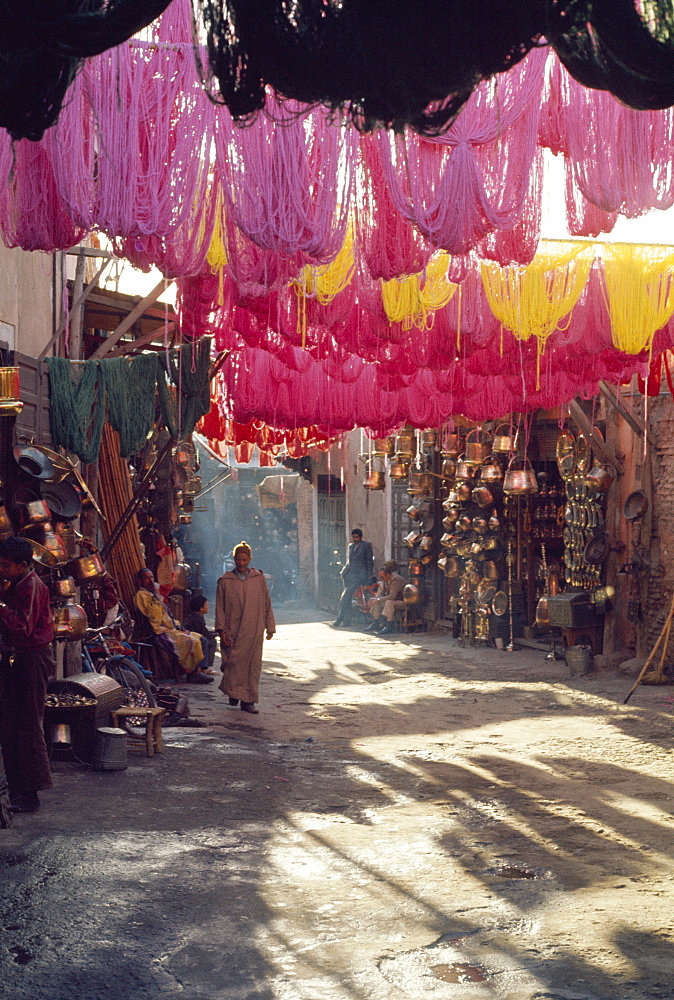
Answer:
1, 606, 674, 999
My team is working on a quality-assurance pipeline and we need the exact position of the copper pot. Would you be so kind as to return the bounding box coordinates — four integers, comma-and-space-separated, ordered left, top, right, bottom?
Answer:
404, 529, 423, 549
52, 600, 88, 640
442, 431, 461, 456
15, 492, 51, 527
457, 514, 473, 531
488, 512, 501, 531
0, 505, 12, 539
421, 430, 437, 451
43, 526, 67, 562
403, 583, 423, 604
482, 561, 500, 580
472, 516, 488, 534
395, 433, 415, 459
373, 437, 395, 456
418, 534, 434, 553
409, 560, 424, 577
389, 459, 410, 481
66, 551, 105, 583
584, 462, 616, 493
407, 471, 433, 496
465, 428, 493, 465
441, 457, 456, 480
471, 485, 494, 508
49, 572, 77, 600
479, 456, 503, 482
455, 482, 472, 502
420, 552, 434, 565
406, 504, 426, 522
364, 468, 386, 491
493, 422, 516, 454
444, 557, 462, 578
442, 515, 456, 531
455, 455, 473, 480
503, 455, 538, 496
483, 534, 500, 552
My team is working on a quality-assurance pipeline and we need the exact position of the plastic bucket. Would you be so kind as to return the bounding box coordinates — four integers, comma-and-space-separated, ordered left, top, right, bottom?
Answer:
565, 645, 593, 677
92, 727, 128, 771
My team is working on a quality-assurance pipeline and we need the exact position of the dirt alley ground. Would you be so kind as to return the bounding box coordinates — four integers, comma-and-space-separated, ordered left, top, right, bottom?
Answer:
1, 605, 674, 1000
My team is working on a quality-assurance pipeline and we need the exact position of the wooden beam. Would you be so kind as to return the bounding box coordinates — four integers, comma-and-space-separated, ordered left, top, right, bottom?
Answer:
568, 398, 624, 475
37, 258, 111, 363
90, 278, 173, 360
599, 381, 657, 448
107, 322, 176, 358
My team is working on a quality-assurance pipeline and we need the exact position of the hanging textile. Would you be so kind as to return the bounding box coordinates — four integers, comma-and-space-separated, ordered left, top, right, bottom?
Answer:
481, 242, 595, 352
100, 353, 159, 458
0, 0, 172, 141
157, 338, 212, 440
46, 358, 106, 464
602, 244, 674, 355
381, 254, 456, 330
194, 0, 545, 135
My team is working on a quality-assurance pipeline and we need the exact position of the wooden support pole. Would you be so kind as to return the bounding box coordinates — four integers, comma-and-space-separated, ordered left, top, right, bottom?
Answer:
90, 278, 173, 360
599, 381, 656, 448
568, 399, 624, 475
37, 258, 111, 364
107, 322, 175, 358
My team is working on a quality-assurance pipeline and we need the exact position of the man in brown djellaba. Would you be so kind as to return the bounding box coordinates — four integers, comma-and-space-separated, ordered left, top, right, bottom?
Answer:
215, 541, 275, 714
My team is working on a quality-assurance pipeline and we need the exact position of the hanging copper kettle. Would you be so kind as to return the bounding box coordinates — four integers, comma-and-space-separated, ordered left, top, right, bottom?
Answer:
442, 430, 462, 456
389, 459, 410, 480
482, 561, 500, 580
395, 433, 415, 459
503, 455, 538, 496
584, 462, 616, 494
421, 429, 437, 451
479, 456, 503, 482
455, 454, 473, 480
441, 456, 456, 479
373, 437, 395, 456
407, 471, 433, 496
465, 428, 493, 465
409, 559, 424, 577
404, 529, 423, 549
418, 534, 434, 553
493, 422, 516, 454
52, 600, 88, 640
49, 570, 77, 600
471, 485, 494, 508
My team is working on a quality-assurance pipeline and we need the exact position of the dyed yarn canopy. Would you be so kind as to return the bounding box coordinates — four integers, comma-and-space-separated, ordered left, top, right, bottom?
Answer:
6, 6, 674, 272
0, 0, 172, 140
194, 1, 674, 135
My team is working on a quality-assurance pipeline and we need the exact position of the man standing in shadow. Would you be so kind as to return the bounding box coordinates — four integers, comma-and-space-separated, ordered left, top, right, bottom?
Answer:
332, 528, 374, 628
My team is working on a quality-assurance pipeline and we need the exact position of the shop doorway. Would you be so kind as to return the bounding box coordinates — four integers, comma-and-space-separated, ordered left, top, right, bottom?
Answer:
317, 478, 345, 612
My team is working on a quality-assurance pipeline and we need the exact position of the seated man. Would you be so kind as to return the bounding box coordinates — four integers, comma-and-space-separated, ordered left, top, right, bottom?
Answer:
134, 569, 213, 684
364, 561, 405, 635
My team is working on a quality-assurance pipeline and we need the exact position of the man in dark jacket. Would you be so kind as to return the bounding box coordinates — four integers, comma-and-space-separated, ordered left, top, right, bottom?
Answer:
332, 529, 374, 627
0, 536, 55, 813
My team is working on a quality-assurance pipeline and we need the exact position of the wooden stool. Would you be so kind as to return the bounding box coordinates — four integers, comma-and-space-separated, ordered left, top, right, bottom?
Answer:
560, 624, 603, 655
111, 706, 165, 757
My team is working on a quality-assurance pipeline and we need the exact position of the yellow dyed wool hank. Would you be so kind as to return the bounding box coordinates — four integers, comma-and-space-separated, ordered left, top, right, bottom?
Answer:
601, 243, 674, 355
481, 241, 595, 351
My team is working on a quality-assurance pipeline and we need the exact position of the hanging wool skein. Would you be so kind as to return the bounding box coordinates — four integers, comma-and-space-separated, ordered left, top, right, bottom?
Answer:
46, 358, 107, 464
601, 244, 674, 356
0, 0, 172, 141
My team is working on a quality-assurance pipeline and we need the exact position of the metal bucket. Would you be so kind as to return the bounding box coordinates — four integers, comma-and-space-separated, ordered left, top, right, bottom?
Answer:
92, 727, 128, 771
565, 645, 593, 677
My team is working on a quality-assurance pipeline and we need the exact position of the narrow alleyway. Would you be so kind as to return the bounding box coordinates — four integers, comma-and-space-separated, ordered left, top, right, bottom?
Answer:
1, 608, 674, 1000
